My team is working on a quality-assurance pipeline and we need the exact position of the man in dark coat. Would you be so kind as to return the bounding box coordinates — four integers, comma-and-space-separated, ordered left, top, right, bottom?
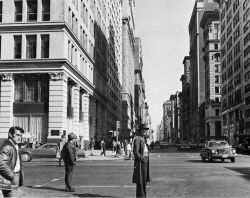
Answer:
0, 126, 24, 197
62, 133, 77, 192
132, 124, 150, 197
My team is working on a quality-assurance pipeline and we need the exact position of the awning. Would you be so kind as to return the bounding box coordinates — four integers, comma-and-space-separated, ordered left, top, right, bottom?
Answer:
233, 133, 250, 138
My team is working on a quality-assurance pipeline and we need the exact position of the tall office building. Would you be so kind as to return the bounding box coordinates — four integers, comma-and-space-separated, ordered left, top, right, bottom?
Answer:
163, 100, 172, 142
106, 1, 123, 143
0, 0, 123, 147
121, 0, 135, 139
180, 56, 191, 141
200, 0, 221, 140
189, 0, 205, 143
134, 37, 146, 129
218, 0, 245, 145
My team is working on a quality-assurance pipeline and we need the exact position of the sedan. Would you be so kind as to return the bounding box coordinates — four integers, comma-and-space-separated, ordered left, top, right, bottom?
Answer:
20, 143, 86, 162
200, 140, 237, 163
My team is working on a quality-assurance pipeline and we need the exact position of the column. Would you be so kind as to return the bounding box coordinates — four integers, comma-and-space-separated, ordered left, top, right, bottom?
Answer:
0, 74, 14, 138
102, 106, 107, 139
97, 103, 102, 140
48, 72, 68, 139
82, 92, 90, 149
73, 84, 80, 136
89, 97, 96, 140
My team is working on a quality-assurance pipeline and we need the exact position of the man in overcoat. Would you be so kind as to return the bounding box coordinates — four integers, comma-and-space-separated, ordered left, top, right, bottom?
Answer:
132, 124, 150, 197
62, 133, 77, 192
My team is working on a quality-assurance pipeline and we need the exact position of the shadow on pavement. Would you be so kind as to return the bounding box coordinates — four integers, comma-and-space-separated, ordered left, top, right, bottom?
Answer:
226, 167, 250, 180
73, 193, 112, 197
187, 159, 232, 163
25, 185, 66, 192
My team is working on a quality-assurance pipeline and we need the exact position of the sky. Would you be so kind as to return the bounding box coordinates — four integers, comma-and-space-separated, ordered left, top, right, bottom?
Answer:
134, 0, 196, 131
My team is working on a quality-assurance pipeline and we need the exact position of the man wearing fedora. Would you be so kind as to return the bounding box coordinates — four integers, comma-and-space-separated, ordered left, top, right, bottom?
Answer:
61, 133, 77, 192
132, 124, 150, 197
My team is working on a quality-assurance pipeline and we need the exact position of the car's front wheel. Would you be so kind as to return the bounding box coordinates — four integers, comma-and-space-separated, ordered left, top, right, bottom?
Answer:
221, 159, 225, 162
21, 152, 32, 162
230, 158, 235, 163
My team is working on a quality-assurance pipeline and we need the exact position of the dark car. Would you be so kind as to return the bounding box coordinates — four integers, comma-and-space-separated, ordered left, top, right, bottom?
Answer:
177, 141, 191, 151
235, 143, 250, 154
200, 140, 237, 162
159, 141, 169, 149
20, 143, 86, 162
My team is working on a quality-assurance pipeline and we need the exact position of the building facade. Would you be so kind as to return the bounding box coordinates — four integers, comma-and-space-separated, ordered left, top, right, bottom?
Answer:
218, 0, 245, 145
180, 56, 191, 141
106, 1, 123, 144
163, 100, 172, 142
134, 37, 146, 129
121, 0, 135, 139
189, 0, 205, 143
200, 1, 222, 141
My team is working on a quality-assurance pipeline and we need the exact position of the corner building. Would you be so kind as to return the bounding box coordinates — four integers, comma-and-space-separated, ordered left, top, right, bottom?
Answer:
0, 0, 123, 147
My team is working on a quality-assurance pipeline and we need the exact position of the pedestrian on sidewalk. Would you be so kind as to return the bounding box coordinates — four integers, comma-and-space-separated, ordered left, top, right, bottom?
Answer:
89, 138, 95, 156
61, 133, 77, 192
124, 140, 128, 155
56, 135, 67, 166
115, 141, 121, 157
132, 124, 150, 198
0, 126, 25, 198
112, 140, 116, 153
100, 139, 106, 157
127, 141, 132, 159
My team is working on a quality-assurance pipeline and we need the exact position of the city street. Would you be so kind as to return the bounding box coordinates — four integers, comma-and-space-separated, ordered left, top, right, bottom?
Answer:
6, 148, 250, 197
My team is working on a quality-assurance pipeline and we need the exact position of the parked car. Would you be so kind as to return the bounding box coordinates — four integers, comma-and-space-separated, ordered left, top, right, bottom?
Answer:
235, 143, 250, 154
20, 143, 86, 162
200, 140, 237, 163
159, 141, 169, 149
177, 141, 191, 151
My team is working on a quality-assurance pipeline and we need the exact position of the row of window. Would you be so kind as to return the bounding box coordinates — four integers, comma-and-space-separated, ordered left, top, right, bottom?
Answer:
222, 73, 242, 95
222, 57, 241, 82
222, 89, 242, 110
13, 0, 50, 22
13, 34, 49, 59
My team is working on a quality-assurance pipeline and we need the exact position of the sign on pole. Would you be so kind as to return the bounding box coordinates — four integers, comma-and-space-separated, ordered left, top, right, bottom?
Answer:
116, 121, 120, 129
116, 121, 120, 141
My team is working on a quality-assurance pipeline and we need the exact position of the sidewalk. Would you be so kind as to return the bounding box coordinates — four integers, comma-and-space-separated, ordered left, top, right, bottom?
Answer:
78, 149, 133, 161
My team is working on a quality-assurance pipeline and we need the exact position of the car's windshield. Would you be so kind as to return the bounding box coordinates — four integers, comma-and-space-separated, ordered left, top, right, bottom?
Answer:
208, 141, 229, 147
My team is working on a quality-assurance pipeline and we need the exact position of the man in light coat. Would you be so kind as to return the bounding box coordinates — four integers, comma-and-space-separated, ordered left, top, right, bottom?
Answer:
132, 124, 150, 197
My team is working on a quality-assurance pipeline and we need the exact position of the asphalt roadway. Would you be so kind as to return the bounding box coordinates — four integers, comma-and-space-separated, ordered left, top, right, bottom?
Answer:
3, 147, 250, 197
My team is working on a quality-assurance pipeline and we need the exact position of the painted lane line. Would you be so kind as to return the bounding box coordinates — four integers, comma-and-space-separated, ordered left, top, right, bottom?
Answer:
187, 154, 194, 158
33, 177, 63, 188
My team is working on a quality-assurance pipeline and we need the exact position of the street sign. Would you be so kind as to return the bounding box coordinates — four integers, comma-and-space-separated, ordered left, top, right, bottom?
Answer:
113, 131, 119, 137
116, 121, 120, 129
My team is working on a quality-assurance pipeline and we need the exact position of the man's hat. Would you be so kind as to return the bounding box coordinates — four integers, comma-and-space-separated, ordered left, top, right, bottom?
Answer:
68, 133, 77, 140
138, 124, 149, 130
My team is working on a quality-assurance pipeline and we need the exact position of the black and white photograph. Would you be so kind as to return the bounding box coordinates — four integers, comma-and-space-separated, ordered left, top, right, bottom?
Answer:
0, 0, 249, 197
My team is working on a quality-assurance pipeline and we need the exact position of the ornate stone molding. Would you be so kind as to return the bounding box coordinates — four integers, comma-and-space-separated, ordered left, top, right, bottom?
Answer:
49, 72, 67, 82
1, 73, 13, 81
74, 83, 80, 91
